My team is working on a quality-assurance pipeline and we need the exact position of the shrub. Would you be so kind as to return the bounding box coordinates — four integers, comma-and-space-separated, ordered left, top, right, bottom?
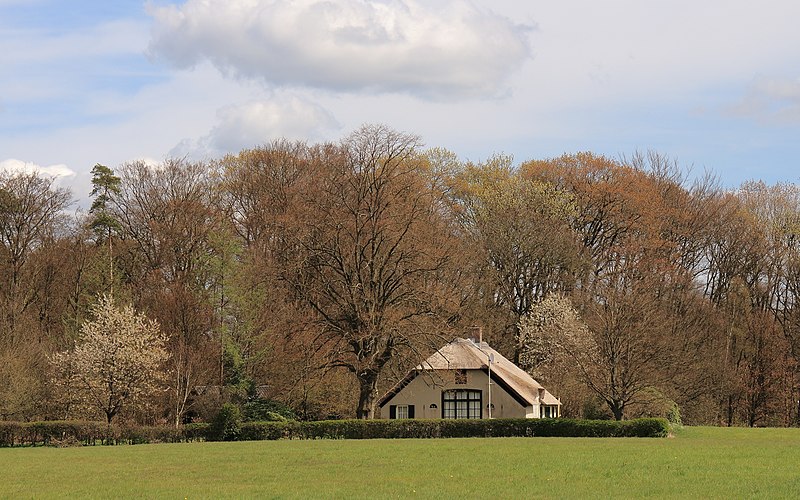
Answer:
668, 403, 682, 427
242, 399, 296, 422
0, 421, 23, 446
116, 425, 186, 445
182, 422, 211, 442
239, 422, 286, 440
209, 403, 242, 441
0, 421, 109, 447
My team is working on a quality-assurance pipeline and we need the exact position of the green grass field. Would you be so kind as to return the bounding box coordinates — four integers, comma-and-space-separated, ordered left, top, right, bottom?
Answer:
1, 426, 799, 498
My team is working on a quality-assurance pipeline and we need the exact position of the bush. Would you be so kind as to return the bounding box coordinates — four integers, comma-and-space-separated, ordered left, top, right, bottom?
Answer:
582, 397, 613, 420
668, 403, 682, 427
116, 425, 186, 445
182, 422, 211, 441
239, 421, 286, 440
208, 403, 242, 441
242, 399, 295, 422
0, 421, 109, 447
0, 421, 24, 446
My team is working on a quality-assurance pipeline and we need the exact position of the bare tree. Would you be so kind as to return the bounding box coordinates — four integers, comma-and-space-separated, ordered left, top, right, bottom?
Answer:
286, 125, 461, 418
0, 172, 71, 347
451, 156, 581, 359
111, 159, 223, 425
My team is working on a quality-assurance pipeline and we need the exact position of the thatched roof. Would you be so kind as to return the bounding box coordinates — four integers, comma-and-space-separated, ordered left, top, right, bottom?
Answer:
378, 338, 561, 408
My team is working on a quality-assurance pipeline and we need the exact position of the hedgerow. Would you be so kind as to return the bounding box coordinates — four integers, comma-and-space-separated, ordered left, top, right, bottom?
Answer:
0, 418, 668, 447
0, 421, 210, 447
230, 418, 669, 441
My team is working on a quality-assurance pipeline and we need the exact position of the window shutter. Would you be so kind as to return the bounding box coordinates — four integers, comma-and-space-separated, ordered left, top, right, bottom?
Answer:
408, 405, 415, 419
389, 405, 397, 419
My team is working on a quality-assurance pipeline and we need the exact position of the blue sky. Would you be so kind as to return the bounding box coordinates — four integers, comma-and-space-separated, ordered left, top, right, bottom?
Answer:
2, 0, 799, 203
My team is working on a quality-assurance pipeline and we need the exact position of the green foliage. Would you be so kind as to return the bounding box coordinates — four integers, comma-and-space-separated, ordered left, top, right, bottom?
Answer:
0, 421, 108, 446
582, 397, 613, 420
239, 421, 286, 440
234, 418, 668, 440
0, 418, 667, 447
221, 341, 254, 401
182, 422, 211, 441
668, 402, 683, 427
208, 403, 242, 441
0, 421, 211, 447
116, 425, 188, 445
241, 399, 295, 422
88, 163, 121, 243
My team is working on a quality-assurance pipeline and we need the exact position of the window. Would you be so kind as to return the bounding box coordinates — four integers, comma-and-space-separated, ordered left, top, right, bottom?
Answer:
389, 404, 415, 419
454, 369, 467, 385
442, 390, 482, 419
396, 405, 409, 419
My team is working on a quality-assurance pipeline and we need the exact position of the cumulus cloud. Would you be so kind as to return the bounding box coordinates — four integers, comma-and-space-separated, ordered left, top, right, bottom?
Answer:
729, 77, 800, 124
0, 159, 75, 179
169, 97, 339, 159
147, 0, 532, 98
209, 97, 339, 150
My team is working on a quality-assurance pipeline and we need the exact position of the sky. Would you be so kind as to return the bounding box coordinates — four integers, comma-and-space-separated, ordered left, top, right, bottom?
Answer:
2, 0, 799, 205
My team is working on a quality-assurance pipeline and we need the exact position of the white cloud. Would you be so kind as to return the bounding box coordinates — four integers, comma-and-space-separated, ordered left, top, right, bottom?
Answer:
209, 97, 339, 150
147, 0, 532, 98
489, 1, 800, 109
729, 77, 800, 124
0, 159, 75, 179
128, 157, 164, 169
170, 96, 340, 159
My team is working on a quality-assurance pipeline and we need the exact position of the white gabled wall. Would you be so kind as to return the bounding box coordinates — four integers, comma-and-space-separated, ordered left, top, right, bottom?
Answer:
379, 369, 529, 419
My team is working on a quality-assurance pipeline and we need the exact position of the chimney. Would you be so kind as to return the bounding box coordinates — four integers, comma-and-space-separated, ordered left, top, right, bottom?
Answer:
469, 325, 483, 344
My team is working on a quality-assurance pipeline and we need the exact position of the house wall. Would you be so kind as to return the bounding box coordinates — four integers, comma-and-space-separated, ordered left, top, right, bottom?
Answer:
379, 369, 532, 419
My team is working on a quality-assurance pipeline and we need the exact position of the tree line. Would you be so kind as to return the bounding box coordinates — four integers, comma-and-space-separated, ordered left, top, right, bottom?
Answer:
1, 124, 799, 426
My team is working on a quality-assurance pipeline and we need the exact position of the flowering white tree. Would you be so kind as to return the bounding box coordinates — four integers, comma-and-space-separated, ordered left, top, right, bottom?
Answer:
52, 295, 168, 424
517, 294, 592, 373
519, 291, 668, 421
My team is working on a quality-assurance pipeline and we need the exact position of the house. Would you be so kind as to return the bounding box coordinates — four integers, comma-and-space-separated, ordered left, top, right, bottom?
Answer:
378, 335, 561, 420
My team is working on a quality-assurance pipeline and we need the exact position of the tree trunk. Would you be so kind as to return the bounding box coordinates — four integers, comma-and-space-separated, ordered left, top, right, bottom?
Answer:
609, 400, 624, 421
747, 401, 758, 427
355, 371, 379, 419
727, 395, 734, 427
795, 394, 800, 427
105, 412, 114, 445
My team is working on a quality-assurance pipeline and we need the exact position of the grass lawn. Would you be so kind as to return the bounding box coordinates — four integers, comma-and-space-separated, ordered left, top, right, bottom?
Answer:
1, 426, 799, 498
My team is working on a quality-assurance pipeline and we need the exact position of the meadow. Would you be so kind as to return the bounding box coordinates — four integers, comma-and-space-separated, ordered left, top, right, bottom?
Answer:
1, 426, 798, 498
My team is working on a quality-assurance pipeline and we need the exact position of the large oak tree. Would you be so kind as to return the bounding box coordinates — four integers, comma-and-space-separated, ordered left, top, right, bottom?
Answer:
286, 125, 461, 418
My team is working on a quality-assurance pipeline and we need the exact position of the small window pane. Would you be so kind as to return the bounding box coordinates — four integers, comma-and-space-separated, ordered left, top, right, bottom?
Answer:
396, 405, 409, 419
